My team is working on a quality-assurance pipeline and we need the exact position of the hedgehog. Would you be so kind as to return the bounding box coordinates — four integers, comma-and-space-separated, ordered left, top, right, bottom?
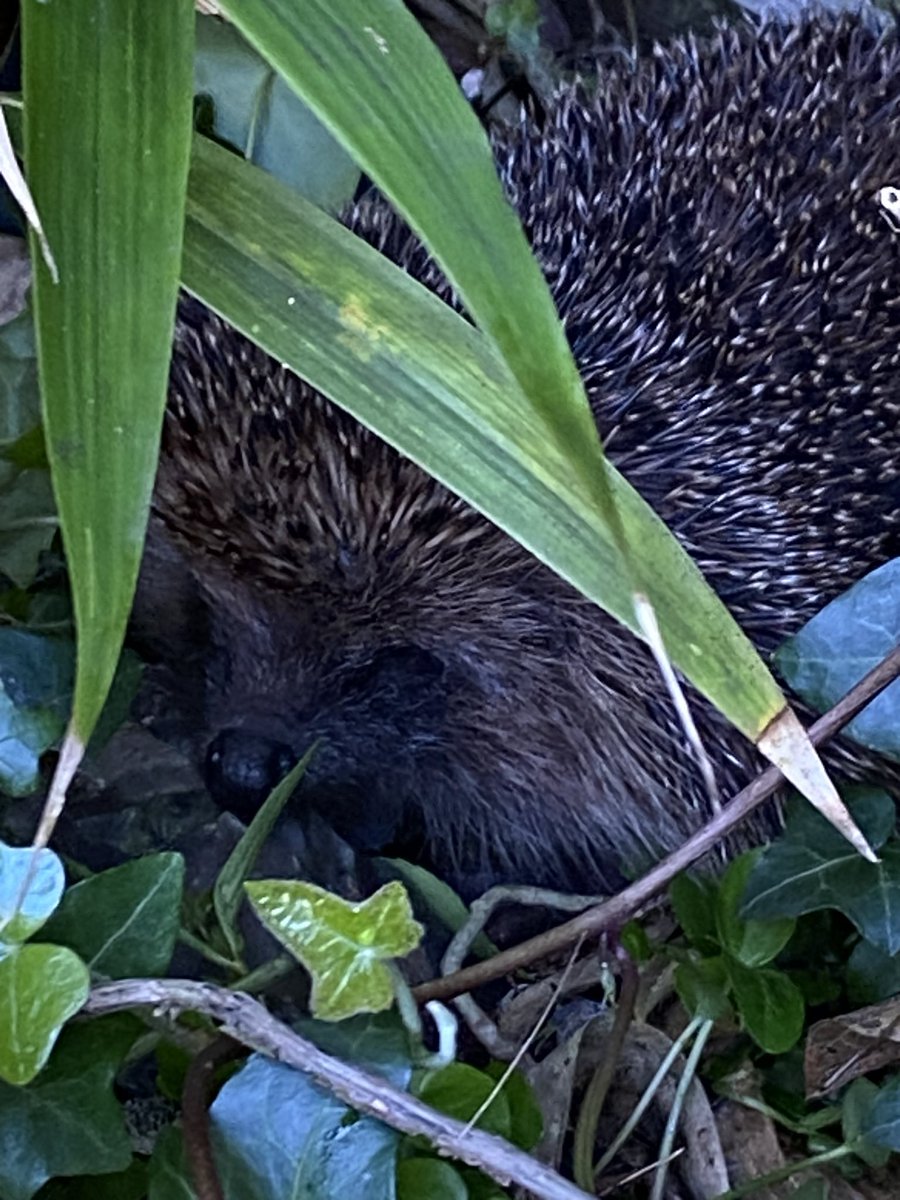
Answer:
138, 12, 900, 895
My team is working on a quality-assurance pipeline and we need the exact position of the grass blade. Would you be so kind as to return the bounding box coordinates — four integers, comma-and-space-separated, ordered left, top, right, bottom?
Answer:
22, 0, 194, 756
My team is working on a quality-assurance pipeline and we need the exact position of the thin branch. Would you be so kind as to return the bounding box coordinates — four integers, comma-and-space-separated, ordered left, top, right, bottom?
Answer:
414, 644, 900, 1003
85, 979, 594, 1200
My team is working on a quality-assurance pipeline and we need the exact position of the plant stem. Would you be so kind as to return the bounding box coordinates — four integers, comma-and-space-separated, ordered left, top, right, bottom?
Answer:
713, 1144, 853, 1199
650, 1017, 714, 1200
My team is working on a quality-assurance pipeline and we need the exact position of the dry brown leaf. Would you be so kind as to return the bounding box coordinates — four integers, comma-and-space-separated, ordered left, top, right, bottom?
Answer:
805, 997, 900, 1098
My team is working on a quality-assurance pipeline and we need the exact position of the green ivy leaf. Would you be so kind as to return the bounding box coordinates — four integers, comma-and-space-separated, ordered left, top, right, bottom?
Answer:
0, 466, 57, 591
0, 842, 65, 943
484, 1061, 543, 1150
775, 558, 900, 761
726, 959, 804, 1054
376, 857, 497, 959
0, 943, 89, 1084
397, 1157, 467, 1200
293, 1010, 414, 1091
0, 1016, 136, 1200
245, 879, 423, 1021
414, 1062, 511, 1139
675, 957, 732, 1021
39, 1160, 148, 1200
716, 852, 795, 968
147, 1127, 196, 1200
743, 790, 900, 955
209, 1054, 398, 1199
0, 305, 41, 442
0, 629, 73, 797
39, 853, 184, 978
846, 939, 900, 1006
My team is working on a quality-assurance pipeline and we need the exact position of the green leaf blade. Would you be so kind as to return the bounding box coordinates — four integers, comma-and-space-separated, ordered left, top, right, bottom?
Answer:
219, 0, 595, 475
22, 0, 195, 740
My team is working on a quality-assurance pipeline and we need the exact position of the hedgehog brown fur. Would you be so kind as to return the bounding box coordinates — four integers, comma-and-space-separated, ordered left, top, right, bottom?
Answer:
145, 12, 900, 894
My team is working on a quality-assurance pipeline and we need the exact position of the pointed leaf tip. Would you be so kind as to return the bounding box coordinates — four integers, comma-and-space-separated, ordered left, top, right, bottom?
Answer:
758, 708, 878, 863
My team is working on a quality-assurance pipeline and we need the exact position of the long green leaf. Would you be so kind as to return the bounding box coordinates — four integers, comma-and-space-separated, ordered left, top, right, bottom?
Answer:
184, 136, 781, 737
22, 0, 194, 744
218, 0, 605, 515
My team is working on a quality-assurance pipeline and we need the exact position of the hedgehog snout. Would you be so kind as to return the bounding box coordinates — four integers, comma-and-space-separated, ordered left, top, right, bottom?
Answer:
204, 728, 297, 823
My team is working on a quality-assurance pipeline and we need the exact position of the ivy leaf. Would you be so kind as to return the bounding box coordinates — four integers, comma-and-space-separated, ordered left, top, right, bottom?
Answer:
376, 857, 497, 959
39, 853, 184, 978
775, 558, 900, 761
0, 943, 90, 1084
147, 1127, 196, 1200
0, 841, 65, 943
396, 1158, 467, 1200
245, 879, 423, 1020
209, 1054, 398, 1199
743, 790, 900, 955
726, 959, 804, 1054
0, 304, 41, 440
846, 939, 900, 1006
0, 466, 57, 590
293, 1010, 413, 1091
484, 1061, 543, 1150
0, 1016, 136, 1200
414, 1062, 512, 1139
39, 1160, 148, 1200
0, 629, 73, 797
716, 851, 795, 968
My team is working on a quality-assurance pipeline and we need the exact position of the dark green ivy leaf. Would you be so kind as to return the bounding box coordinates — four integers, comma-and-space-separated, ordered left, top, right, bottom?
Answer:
775, 558, 900, 761
0, 1016, 136, 1200
39, 853, 185, 978
743, 789, 900, 955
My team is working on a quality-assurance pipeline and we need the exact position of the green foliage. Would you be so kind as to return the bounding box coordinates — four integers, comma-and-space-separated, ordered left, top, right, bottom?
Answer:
0, 630, 141, 797
408, 1060, 542, 1196
245, 878, 423, 1021
396, 1157, 468, 1200
0, 944, 89, 1086
0, 630, 72, 796
670, 854, 805, 1053
0, 841, 64, 942
194, 14, 359, 209
39, 853, 184, 978
0, 306, 55, 591
0, 841, 88, 1088
23, 0, 194, 741
776, 558, 900, 761
743, 789, 900, 953
213, 745, 317, 963
0, 1016, 136, 1200
376, 858, 498, 959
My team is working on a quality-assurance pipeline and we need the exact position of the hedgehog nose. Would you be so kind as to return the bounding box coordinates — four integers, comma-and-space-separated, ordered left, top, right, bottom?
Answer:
205, 729, 297, 823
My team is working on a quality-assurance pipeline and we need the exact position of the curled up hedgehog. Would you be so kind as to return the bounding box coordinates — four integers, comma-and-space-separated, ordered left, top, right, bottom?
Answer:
137, 12, 900, 896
